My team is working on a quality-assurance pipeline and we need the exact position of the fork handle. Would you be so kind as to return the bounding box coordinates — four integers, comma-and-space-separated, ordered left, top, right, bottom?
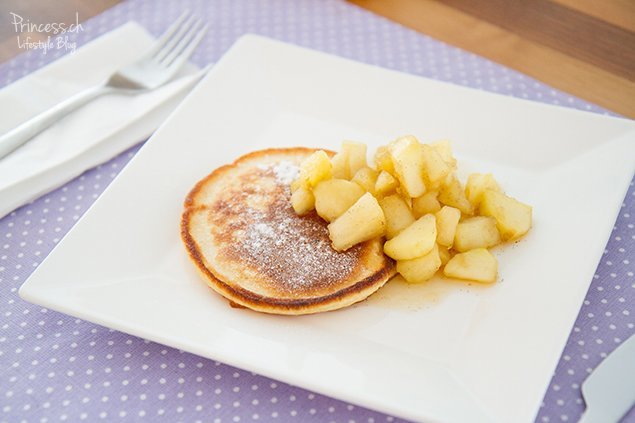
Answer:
0, 83, 110, 160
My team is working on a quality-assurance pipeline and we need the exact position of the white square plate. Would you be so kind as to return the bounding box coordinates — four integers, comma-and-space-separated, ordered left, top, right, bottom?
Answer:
20, 35, 635, 422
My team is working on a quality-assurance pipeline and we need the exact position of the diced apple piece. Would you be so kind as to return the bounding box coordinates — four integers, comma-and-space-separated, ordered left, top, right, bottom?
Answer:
396, 187, 413, 209
421, 144, 452, 187
444, 248, 498, 283
383, 214, 436, 260
465, 173, 502, 208
331, 151, 349, 179
412, 191, 441, 217
297, 150, 332, 188
480, 190, 532, 241
290, 178, 303, 193
390, 136, 427, 198
379, 194, 416, 239
397, 244, 442, 283
435, 206, 461, 247
328, 193, 385, 251
314, 179, 365, 222
291, 186, 315, 215
342, 141, 367, 178
374, 171, 398, 197
352, 167, 379, 195
438, 244, 452, 266
374, 146, 395, 175
430, 140, 457, 169
438, 174, 474, 215
453, 216, 501, 252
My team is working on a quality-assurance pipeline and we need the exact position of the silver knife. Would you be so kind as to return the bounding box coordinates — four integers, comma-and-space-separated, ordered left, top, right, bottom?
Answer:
579, 334, 635, 423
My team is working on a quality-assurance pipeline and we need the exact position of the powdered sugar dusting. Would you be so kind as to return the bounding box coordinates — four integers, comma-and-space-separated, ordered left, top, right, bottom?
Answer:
210, 162, 362, 294
239, 203, 359, 292
273, 161, 300, 185
257, 161, 299, 185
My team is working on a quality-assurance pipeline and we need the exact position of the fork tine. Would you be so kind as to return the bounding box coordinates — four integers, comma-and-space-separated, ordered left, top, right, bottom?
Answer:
142, 11, 189, 59
160, 18, 204, 67
165, 24, 209, 72
154, 14, 198, 63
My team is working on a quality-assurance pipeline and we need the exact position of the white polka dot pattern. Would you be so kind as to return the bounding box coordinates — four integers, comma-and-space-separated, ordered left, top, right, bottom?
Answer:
0, 1, 632, 422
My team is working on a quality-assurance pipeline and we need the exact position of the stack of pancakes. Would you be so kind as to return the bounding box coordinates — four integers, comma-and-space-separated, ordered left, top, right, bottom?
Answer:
181, 148, 396, 315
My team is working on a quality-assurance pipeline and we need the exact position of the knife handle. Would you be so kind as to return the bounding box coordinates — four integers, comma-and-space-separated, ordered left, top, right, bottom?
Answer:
0, 84, 107, 160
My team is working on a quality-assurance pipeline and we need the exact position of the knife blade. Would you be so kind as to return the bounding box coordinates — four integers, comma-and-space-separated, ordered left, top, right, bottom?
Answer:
579, 334, 635, 423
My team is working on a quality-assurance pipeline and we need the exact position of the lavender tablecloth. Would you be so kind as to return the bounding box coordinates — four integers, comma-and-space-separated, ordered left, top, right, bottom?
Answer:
1, 1, 633, 422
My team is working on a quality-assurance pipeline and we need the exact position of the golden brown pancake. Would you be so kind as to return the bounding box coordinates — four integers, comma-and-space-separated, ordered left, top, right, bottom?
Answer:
180, 148, 396, 315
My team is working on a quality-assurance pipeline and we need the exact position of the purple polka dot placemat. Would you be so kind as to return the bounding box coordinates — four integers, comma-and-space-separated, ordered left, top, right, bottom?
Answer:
0, 1, 633, 422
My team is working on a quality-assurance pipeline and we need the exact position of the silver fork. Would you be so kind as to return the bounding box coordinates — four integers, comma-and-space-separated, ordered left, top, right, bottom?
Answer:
0, 13, 208, 160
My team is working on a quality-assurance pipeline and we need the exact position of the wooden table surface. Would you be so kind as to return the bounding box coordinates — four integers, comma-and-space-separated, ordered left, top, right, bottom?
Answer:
1, 0, 634, 118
